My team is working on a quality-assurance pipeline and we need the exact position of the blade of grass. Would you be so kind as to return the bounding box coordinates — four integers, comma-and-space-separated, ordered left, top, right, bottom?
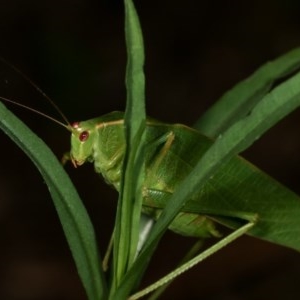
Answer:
0, 102, 106, 300
146, 240, 204, 300
194, 47, 300, 137
112, 0, 146, 295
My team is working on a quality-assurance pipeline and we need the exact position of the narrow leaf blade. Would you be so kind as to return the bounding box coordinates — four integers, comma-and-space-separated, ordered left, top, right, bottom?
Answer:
194, 47, 300, 137
112, 0, 146, 294
0, 102, 106, 300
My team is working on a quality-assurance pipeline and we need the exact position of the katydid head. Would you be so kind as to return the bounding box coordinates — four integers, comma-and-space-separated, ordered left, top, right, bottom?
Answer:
67, 112, 125, 190
69, 120, 97, 167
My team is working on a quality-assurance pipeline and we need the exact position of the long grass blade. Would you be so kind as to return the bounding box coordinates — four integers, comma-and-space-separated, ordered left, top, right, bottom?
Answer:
194, 48, 300, 137
0, 101, 106, 300
112, 0, 146, 296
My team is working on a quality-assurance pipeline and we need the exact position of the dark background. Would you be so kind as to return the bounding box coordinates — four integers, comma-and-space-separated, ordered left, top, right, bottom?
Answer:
1, 0, 300, 299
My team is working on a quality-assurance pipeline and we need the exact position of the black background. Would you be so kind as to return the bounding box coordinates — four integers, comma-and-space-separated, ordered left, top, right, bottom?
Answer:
1, 0, 300, 299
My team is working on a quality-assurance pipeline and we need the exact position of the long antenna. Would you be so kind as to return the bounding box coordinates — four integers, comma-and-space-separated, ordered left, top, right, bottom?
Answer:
0, 56, 71, 127
0, 96, 70, 130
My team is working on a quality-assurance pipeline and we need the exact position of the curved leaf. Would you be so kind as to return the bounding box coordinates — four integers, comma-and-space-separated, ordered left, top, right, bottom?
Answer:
195, 47, 300, 137
0, 101, 106, 300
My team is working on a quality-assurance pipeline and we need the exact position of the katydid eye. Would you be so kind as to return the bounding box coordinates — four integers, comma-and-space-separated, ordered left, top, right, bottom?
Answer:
79, 131, 89, 142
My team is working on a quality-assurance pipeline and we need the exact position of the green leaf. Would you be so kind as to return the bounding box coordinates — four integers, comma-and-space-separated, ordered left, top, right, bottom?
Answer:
0, 102, 107, 300
112, 0, 146, 295
194, 47, 300, 137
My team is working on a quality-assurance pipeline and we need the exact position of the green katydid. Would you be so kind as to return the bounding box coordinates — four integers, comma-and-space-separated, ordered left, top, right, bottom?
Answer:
61, 108, 297, 245
63, 110, 251, 239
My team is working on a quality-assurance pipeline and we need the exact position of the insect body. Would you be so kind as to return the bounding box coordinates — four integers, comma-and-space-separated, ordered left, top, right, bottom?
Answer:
66, 111, 221, 239
65, 110, 270, 242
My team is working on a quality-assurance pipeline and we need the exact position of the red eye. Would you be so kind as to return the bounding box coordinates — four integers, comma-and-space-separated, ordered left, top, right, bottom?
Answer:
79, 131, 89, 142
